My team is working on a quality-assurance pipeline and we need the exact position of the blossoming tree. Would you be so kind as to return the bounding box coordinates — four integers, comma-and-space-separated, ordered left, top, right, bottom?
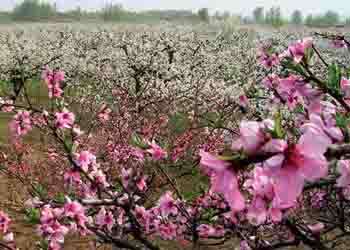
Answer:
1, 31, 350, 250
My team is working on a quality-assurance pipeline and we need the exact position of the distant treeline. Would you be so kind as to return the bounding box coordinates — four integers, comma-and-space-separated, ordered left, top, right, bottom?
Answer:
248, 6, 349, 27
0, 0, 205, 23
1, 0, 349, 27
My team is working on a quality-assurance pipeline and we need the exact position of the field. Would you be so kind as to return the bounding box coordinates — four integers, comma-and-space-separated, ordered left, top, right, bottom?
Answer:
0, 22, 350, 250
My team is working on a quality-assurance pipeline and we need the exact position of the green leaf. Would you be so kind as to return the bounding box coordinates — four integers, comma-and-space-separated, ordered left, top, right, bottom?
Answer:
54, 193, 66, 204
328, 63, 341, 95
24, 208, 40, 225
38, 239, 49, 250
33, 184, 48, 199
168, 112, 190, 135
272, 111, 285, 139
183, 190, 199, 200
336, 113, 350, 129
200, 111, 224, 128
217, 155, 236, 161
129, 133, 149, 150
305, 47, 314, 64
294, 104, 305, 114
217, 152, 244, 162
281, 59, 306, 75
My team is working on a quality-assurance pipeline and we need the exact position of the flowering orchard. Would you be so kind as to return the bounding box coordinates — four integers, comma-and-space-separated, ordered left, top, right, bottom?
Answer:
1, 25, 350, 250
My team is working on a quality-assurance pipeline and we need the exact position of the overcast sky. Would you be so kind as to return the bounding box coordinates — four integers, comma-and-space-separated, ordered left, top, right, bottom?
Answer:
1, 0, 349, 17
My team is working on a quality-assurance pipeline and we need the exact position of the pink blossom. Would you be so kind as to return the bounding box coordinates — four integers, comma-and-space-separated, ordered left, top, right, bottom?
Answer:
262, 74, 279, 89
199, 151, 245, 213
277, 75, 306, 109
75, 151, 96, 172
95, 207, 115, 232
0, 211, 11, 233
231, 121, 267, 155
62, 200, 88, 235
3, 232, 14, 243
245, 167, 283, 224
245, 167, 274, 199
134, 206, 151, 232
136, 176, 147, 191
38, 220, 69, 243
197, 224, 225, 238
131, 147, 145, 162
40, 205, 63, 224
270, 130, 329, 209
286, 37, 313, 63
247, 196, 268, 225
42, 67, 65, 99
157, 222, 177, 240
121, 168, 132, 188
240, 240, 252, 250
269, 208, 282, 222
147, 142, 167, 160
24, 197, 43, 209
331, 39, 347, 49
48, 241, 62, 250
238, 94, 250, 108
257, 46, 280, 68
311, 191, 326, 208
64, 201, 85, 219
38, 206, 69, 245
64, 170, 81, 185
341, 78, 350, 99
336, 160, 350, 188
55, 108, 75, 129
9, 110, 32, 137
90, 169, 109, 188
158, 191, 178, 217
307, 114, 343, 142
308, 222, 324, 234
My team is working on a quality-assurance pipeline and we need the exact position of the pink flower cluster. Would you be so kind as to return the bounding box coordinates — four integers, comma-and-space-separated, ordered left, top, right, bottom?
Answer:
199, 151, 245, 215
55, 108, 75, 129
42, 67, 65, 99
95, 207, 115, 232
199, 110, 341, 224
283, 37, 313, 63
38, 200, 89, 250
262, 74, 322, 111
331, 39, 347, 49
146, 141, 168, 161
0, 211, 11, 234
257, 46, 280, 68
9, 110, 32, 137
336, 160, 350, 198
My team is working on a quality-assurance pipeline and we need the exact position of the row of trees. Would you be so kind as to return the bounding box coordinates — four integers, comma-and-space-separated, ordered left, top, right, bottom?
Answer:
7, 0, 206, 23
5, 0, 350, 27
12, 0, 57, 21
252, 7, 344, 27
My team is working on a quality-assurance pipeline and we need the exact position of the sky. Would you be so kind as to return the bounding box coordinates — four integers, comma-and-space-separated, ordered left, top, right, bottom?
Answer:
1, 0, 349, 17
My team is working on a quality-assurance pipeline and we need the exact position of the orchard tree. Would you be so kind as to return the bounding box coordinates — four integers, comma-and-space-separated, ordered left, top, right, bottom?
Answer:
305, 14, 314, 26
265, 6, 283, 27
324, 10, 340, 25
253, 7, 264, 24
291, 10, 303, 25
12, 0, 56, 21
198, 8, 210, 22
2, 26, 350, 250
